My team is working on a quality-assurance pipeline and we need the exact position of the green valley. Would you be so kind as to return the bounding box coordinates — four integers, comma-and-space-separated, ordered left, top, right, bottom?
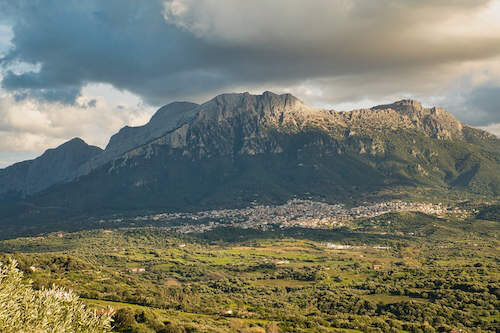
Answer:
1, 206, 498, 332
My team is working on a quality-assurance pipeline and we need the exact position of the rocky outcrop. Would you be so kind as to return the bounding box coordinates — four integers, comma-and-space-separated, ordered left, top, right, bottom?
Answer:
0, 138, 102, 198
320, 99, 464, 140
114, 92, 317, 161
116, 93, 469, 164
74, 101, 199, 176
369, 99, 464, 139
105, 101, 199, 154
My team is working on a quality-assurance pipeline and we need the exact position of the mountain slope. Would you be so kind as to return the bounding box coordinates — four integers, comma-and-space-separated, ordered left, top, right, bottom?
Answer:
0, 138, 102, 198
1, 92, 497, 218
74, 101, 199, 177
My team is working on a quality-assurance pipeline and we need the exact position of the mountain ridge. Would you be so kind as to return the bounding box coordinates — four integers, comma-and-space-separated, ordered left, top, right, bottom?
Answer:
0, 138, 102, 198
73, 101, 200, 177
0, 92, 498, 216
111, 92, 481, 164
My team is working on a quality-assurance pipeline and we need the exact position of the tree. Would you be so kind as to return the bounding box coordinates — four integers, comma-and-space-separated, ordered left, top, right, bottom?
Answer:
0, 259, 112, 333
112, 308, 136, 331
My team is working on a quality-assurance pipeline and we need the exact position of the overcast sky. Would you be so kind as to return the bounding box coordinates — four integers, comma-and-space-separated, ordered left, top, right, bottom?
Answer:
0, 0, 499, 167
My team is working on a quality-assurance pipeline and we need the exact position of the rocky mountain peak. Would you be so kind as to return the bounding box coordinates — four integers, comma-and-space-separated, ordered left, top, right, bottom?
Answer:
148, 101, 200, 126
113, 92, 322, 161
262, 90, 303, 105
363, 99, 463, 139
392, 99, 423, 110
207, 91, 304, 110
58, 137, 88, 148
105, 101, 199, 152
1, 91, 499, 205
372, 99, 423, 112
198, 91, 317, 122
71, 101, 202, 176
0, 138, 102, 197
37, 137, 102, 161
117, 92, 472, 164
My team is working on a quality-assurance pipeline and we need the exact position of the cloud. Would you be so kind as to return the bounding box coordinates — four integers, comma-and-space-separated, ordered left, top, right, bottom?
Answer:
462, 86, 500, 125
0, 0, 499, 163
420, 61, 500, 127
0, 0, 204, 104
163, 0, 498, 52
0, 83, 154, 153
442, 84, 500, 126
1, 1, 499, 104
0, 151, 39, 168
481, 123, 500, 137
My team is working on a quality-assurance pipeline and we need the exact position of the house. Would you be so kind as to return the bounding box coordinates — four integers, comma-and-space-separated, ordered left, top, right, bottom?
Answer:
272, 259, 290, 265
222, 309, 233, 316
129, 267, 146, 273
96, 309, 116, 317
325, 243, 351, 249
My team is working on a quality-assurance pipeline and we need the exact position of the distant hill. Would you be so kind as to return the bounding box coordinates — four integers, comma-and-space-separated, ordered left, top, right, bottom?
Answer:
0, 91, 498, 220
0, 138, 102, 198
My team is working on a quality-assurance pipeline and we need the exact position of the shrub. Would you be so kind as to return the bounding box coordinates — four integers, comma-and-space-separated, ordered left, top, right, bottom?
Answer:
0, 259, 112, 332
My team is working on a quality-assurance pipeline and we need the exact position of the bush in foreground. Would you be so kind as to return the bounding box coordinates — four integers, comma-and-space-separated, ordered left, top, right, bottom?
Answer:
0, 259, 112, 333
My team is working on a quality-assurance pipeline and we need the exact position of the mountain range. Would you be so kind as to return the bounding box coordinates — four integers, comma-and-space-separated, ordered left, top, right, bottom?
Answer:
1, 91, 499, 219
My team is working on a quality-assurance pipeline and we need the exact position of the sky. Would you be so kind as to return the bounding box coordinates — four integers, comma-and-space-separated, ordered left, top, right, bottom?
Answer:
0, 0, 499, 167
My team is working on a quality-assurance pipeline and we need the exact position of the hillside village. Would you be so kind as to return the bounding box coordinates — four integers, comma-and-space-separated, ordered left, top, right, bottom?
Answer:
98, 199, 468, 234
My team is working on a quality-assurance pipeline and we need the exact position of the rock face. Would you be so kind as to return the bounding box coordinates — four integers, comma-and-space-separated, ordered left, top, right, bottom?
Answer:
0, 138, 102, 198
107, 101, 199, 156
368, 99, 464, 139
121, 92, 322, 160
74, 101, 199, 176
1, 92, 498, 213
115, 93, 469, 163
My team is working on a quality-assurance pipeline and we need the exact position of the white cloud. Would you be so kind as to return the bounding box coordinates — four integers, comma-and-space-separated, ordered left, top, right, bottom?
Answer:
160, 0, 500, 120
1, 0, 500, 168
481, 123, 500, 137
162, 0, 500, 53
0, 84, 154, 156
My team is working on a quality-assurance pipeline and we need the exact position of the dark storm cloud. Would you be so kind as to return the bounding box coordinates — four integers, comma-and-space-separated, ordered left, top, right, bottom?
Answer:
0, 0, 214, 104
448, 84, 500, 126
466, 86, 500, 123
0, 0, 500, 126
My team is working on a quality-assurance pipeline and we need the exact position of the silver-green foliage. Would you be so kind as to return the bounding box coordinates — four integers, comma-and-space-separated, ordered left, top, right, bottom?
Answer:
0, 260, 112, 333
